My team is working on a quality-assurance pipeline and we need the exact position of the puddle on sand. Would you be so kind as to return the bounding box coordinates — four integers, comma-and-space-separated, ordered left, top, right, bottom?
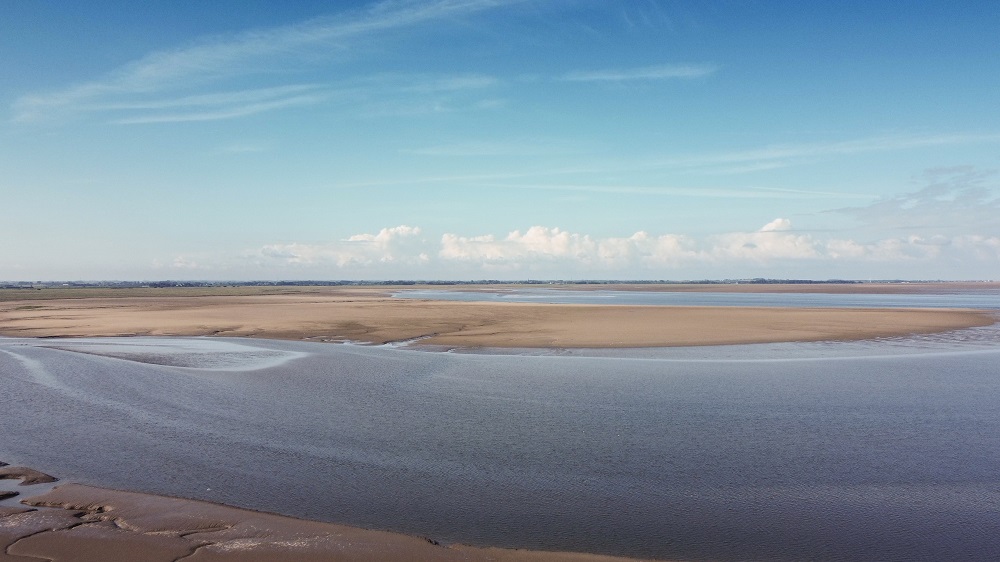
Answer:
0, 475, 60, 508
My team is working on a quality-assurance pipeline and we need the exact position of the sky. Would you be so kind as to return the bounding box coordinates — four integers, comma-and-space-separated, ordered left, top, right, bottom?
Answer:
2, 0, 999, 281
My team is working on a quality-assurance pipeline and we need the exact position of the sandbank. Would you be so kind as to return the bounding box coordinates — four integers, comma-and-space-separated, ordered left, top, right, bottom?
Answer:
0, 285, 994, 347
0, 468, 659, 562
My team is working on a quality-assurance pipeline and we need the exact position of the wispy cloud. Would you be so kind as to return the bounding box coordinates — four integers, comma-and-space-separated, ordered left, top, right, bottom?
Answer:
331, 171, 875, 200
675, 133, 1000, 168
487, 183, 876, 200
329, 72, 505, 117
402, 74, 499, 93
324, 132, 1000, 200
402, 138, 585, 157
113, 91, 329, 124
561, 63, 716, 82
834, 166, 1000, 232
11, 0, 513, 123
95, 84, 323, 111
575, 132, 1000, 176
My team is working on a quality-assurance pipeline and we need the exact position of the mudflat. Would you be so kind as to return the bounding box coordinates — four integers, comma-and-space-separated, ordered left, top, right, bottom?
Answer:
1, 481, 661, 562
0, 285, 994, 347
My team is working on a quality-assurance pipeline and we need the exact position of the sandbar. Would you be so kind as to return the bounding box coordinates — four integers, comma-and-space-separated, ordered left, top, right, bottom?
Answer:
0, 285, 994, 347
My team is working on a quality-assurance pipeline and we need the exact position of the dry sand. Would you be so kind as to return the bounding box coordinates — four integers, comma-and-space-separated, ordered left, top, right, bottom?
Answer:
0, 285, 994, 347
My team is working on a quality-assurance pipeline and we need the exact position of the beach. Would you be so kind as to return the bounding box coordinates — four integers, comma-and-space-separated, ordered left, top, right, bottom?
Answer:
2, 283, 999, 560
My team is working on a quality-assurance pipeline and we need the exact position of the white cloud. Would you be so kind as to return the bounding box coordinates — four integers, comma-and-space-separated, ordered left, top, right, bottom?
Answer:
953, 235, 1000, 260
151, 256, 204, 270
255, 225, 423, 268
171, 256, 201, 269
822, 234, 1000, 263
347, 225, 422, 245
441, 227, 598, 263
238, 216, 1000, 279
439, 220, 816, 268
709, 219, 819, 261
435, 218, 1000, 275
759, 218, 792, 232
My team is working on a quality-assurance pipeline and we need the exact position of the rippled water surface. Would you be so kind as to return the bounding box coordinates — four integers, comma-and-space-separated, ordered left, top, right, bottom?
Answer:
2, 332, 1000, 561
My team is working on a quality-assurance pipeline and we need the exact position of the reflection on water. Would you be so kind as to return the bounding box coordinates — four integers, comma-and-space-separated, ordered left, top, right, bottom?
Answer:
2, 331, 1000, 561
0, 477, 59, 508
37, 337, 304, 370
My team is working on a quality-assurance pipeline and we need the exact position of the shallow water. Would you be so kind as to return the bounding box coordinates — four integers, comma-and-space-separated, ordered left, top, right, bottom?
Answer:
2, 332, 1000, 561
394, 287, 1000, 309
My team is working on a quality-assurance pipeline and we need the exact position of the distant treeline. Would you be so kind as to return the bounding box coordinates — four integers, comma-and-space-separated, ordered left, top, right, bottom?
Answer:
0, 278, 956, 290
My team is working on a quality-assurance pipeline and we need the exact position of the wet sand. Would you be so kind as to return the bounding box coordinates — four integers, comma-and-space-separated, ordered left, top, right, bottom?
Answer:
0, 464, 659, 562
0, 285, 994, 347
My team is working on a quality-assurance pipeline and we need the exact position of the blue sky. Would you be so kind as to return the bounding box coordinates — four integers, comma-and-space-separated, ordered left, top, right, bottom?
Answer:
2, 0, 999, 281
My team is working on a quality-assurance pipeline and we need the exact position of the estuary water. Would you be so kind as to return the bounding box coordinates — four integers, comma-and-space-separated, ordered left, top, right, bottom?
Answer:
2, 332, 1000, 561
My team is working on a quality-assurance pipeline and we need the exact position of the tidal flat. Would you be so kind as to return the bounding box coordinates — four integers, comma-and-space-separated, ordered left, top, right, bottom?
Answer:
1, 284, 999, 560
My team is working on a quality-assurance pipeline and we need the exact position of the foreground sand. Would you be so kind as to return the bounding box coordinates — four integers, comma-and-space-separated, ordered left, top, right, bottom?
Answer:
0, 285, 994, 347
1, 464, 657, 562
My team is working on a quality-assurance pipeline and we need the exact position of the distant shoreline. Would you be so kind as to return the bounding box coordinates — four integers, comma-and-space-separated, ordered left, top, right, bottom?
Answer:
3, 280, 1000, 297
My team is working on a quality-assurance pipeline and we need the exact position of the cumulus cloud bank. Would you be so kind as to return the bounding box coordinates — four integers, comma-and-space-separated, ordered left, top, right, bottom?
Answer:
439, 227, 699, 268
255, 225, 427, 268
241, 218, 1000, 278
234, 167, 1000, 279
